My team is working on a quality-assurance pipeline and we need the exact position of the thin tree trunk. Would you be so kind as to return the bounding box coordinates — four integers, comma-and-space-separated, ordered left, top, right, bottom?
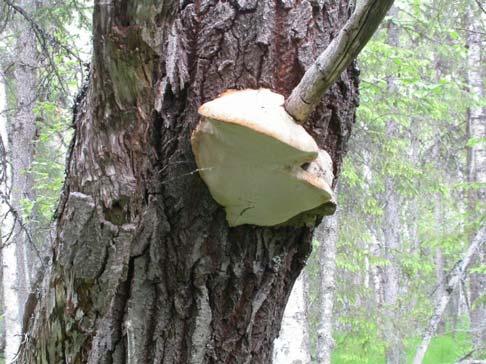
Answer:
363, 148, 384, 305
0, 245, 5, 353
0, 72, 22, 364
433, 166, 446, 334
316, 211, 339, 364
466, 2, 486, 355
382, 7, 404, 364
272, 270, 311, 364
383, 170, 403, 364
11, 0, 38, 315
18, 0, 361, 362
434, 247, 446, 333
413, 226, 486, 364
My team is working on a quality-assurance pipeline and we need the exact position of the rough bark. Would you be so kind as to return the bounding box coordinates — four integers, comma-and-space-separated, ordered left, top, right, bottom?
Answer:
1, 73, 22, 364
272, 270, 311, 364
316, 211, 339, 364
382, 6, 404, 364
466, 3, 486, 356
18, 0, 360, 362
413, 226, 486, 364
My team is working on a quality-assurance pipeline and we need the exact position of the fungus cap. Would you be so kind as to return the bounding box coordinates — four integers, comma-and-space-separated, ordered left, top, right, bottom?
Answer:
191, 88, 335, 226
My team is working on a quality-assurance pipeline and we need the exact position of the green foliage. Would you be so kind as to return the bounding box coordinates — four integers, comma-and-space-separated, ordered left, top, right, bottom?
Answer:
331, 329, 473, 364
0, 1, 91, 243
319, 0, 484, 362
405, 330, 473, 364
30, 100, 73, 225
332, 326, 385, 364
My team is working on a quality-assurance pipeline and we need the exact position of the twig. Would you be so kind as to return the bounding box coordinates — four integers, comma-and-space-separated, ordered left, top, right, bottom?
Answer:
473, 0, 486, 15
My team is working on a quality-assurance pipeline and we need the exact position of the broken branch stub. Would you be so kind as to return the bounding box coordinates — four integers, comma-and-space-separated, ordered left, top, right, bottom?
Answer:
191, 89, 335, 227
285, 0, 395, 123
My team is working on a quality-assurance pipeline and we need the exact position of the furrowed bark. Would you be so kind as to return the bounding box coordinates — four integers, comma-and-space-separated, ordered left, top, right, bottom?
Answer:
413, 227, 486, 364
18, 0, 360, 362
285, 0, 394, 123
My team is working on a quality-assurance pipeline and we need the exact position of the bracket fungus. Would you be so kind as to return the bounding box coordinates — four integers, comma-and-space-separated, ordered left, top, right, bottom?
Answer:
191, 88, 336, 227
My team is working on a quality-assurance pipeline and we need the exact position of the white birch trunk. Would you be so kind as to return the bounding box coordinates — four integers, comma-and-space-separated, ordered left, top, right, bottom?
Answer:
413, 226, 486, 364
363, 148, 384, 305
370, 232, 384, 305
383, 7, 403, 364
273, 271, 311, 364
316, 212, 339, 364
466, 3, 486, 353
383, 173, 403, 364
0, 74, 22, 364
433, 181, 446, 334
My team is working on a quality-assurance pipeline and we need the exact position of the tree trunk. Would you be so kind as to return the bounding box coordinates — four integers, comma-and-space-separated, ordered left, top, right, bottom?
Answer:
412, 227, 486, 364
272, 270, 311, 364
382, 6, 404, 364
363, 148, 384, 306
316, 211, 339, 364
11, 0, 38, 313
0, 245, 6, 354
18, 0, 360, 362
0, 72, 22, 364
433, 160, 446, 335
466, 2, 486, 356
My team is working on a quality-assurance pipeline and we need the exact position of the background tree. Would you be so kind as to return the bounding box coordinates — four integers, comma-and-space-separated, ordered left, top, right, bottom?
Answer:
0, 0, 90, 360
273, 270, 311, 364
328, 0, 485, 362
466, 1, 486, 358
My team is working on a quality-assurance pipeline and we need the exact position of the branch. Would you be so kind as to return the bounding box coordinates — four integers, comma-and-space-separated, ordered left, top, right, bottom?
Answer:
0, 193, 47, 270
4, 0, 84, 93
474, 0, 486, 15
285, 0, 395, 123
5, 0, 82, 63
412, 225, 486, 364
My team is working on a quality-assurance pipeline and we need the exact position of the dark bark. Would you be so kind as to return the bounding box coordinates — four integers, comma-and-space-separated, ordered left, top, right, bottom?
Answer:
18, 0, 359, 362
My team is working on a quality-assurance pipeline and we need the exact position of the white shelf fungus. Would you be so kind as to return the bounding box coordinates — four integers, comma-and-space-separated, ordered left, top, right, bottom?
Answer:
191, 88, 336, 226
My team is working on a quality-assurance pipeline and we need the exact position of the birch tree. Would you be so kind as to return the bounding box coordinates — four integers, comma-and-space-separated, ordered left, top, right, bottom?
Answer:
466, 2, 486, 356
0, 71, 22, 364
316, 212, 339, 364
413, 226, 486, 364
272, 271, 311, 364
382, 6, 404, 364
